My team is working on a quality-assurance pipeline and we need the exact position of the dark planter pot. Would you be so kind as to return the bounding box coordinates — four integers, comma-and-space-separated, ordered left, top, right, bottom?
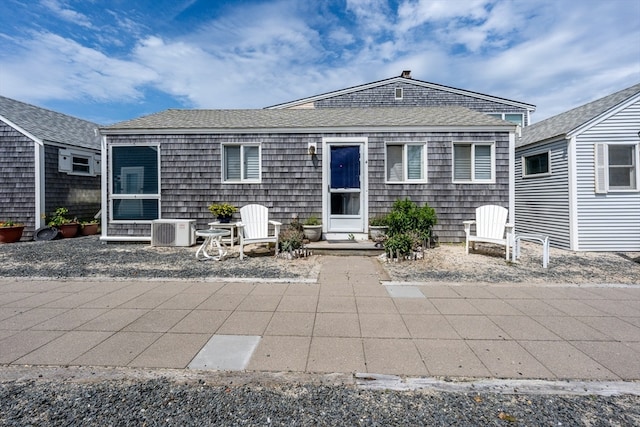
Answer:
80, 223, 99, 236
58, 223, 79, 238
0, 226, 25, 243
217, 215, 233, 223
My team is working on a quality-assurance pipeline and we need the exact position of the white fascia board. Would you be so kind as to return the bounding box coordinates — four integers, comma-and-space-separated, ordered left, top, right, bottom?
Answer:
100, 125, 516, 135
567, 91, 640, 138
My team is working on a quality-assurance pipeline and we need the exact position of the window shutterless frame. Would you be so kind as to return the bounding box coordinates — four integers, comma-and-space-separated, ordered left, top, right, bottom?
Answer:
522, 151, 551, 177
221, 143, 262, 183
108, 143, 161, 222
385, 142, 427, 183
452, 142, 495, 183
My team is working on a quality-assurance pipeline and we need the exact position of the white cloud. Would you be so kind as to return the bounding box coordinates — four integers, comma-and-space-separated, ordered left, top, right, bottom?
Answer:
0, 0, 637, 121
0, 32, 157, 103
41, 0, 92, 28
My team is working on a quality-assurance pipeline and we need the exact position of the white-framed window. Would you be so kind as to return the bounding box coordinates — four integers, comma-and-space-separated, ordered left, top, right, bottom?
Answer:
395, 87, 403, 100
222, 143, 261, 183
58, 148, 100, 176
523, 151, 551, 177
488, 113, 524, 126
109, 144, 160, 221
385, 143, 426, 183
595, 143, 639, 193
453, 142, 495, 183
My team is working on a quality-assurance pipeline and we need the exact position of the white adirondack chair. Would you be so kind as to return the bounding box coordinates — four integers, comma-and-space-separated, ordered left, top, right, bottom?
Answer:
236, 204, 281, 260
463, 205, 514, 260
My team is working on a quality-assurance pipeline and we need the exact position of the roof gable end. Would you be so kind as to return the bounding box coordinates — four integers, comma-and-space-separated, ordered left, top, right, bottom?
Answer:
266, 75, 535, 111
519, 82, 640, 147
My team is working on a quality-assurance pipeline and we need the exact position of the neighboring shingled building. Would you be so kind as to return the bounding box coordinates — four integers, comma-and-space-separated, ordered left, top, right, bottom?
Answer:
0, 96, 101, 240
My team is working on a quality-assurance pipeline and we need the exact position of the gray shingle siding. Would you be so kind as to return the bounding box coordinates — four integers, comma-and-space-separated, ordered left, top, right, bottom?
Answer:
105, 130, 511, 242
44, 145, 101, 222
315, 82, 531, 125
0, 122, 36, 240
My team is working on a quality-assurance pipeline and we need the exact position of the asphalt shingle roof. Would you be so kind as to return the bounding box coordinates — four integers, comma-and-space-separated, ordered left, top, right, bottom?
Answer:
519, 83, 640, 147
101, 106, 512, 132
0, 95, 101, 150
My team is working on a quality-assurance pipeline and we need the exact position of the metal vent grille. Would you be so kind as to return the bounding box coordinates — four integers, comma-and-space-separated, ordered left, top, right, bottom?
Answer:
151, 220, 196, 247
153, 222, 176, 246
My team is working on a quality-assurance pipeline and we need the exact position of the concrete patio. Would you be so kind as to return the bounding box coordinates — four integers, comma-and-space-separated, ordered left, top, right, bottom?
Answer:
0, 256, 639, 382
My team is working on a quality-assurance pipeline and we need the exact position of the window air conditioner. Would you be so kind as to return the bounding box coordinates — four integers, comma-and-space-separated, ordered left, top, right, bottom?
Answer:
151, 219, 196, 247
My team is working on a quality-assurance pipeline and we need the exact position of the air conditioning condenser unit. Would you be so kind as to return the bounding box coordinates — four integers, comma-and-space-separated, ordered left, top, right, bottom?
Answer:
151, 219, 196, 247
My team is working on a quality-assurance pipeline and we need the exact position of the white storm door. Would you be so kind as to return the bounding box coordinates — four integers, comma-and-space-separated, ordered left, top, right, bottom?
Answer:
325, 141, 366, 232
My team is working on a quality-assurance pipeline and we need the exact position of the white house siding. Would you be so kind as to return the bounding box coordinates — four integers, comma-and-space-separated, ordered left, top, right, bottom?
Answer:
515, 139, 571, 249
574, 100, 640, 251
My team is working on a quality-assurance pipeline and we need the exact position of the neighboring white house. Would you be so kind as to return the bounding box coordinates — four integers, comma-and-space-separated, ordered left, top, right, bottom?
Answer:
515, 83, 640, 251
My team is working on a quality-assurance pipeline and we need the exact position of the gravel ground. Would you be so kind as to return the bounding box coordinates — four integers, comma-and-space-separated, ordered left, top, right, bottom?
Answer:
1, 371, 639, 427
1, 236, 639, 425
0, 235, 318, 280
383, 242, 640, 285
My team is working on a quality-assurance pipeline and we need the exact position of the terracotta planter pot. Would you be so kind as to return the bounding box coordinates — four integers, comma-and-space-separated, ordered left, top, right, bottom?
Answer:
58, 223, 79, 238
80, 223, 99, 236
0, 226, 25, 243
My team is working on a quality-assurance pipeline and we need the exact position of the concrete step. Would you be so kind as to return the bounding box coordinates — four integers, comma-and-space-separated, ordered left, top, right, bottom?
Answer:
305, 240, 384, 256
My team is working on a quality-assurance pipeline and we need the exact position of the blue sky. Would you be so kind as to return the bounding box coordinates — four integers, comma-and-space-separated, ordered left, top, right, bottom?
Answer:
0, 0, 638, 125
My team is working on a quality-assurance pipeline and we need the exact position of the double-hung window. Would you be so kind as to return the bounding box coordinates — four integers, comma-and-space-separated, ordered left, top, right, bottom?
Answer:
453, 142, 495, 183
223, 143, 261, 183
386, 143, 426, 183
110, 144, 160, 221
595, 143, 639, 192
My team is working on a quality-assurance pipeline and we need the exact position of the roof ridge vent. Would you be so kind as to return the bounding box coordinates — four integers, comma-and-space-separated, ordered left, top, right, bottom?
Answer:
401, 70, 412, 79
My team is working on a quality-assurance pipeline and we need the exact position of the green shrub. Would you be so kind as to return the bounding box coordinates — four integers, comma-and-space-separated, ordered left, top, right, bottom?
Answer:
386, 198, 437, 242
384, 233, 413, 256
303, 215, 321, 226
369, 215, 389, 227
279, 228, 304, 252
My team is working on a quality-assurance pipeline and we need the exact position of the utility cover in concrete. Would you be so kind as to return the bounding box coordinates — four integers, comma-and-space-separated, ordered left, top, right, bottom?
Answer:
188, 335, 260, 370
385, 286, 425, 298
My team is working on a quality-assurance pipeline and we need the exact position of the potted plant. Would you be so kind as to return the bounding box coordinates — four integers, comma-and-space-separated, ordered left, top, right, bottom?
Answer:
302, 215, 322, 242
48, 207, 79, 238
80, 219, 100, 236
0, 220, 25, 243
369, 215, 389, 240
208, 203, 238, 223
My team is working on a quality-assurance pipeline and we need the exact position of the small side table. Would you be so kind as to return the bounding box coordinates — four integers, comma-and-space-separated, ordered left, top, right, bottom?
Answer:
512, 234, 550, 268
195, 229, 231, 261
208, 222, 238, 247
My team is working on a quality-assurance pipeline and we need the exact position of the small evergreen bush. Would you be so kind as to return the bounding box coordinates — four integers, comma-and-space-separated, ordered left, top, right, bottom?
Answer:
384, 198, 437, 256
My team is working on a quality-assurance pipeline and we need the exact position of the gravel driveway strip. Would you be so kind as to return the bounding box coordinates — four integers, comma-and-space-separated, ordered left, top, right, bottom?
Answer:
1, 236, 639, 425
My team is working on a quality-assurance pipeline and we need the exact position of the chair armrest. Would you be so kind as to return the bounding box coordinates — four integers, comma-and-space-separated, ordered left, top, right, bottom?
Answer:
463, 220, 475, 234
505, 223, 514, 232
269, 220, 282, 236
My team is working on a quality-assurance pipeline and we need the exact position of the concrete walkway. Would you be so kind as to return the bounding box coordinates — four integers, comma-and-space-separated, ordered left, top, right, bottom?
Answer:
0, 256, 639, 381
